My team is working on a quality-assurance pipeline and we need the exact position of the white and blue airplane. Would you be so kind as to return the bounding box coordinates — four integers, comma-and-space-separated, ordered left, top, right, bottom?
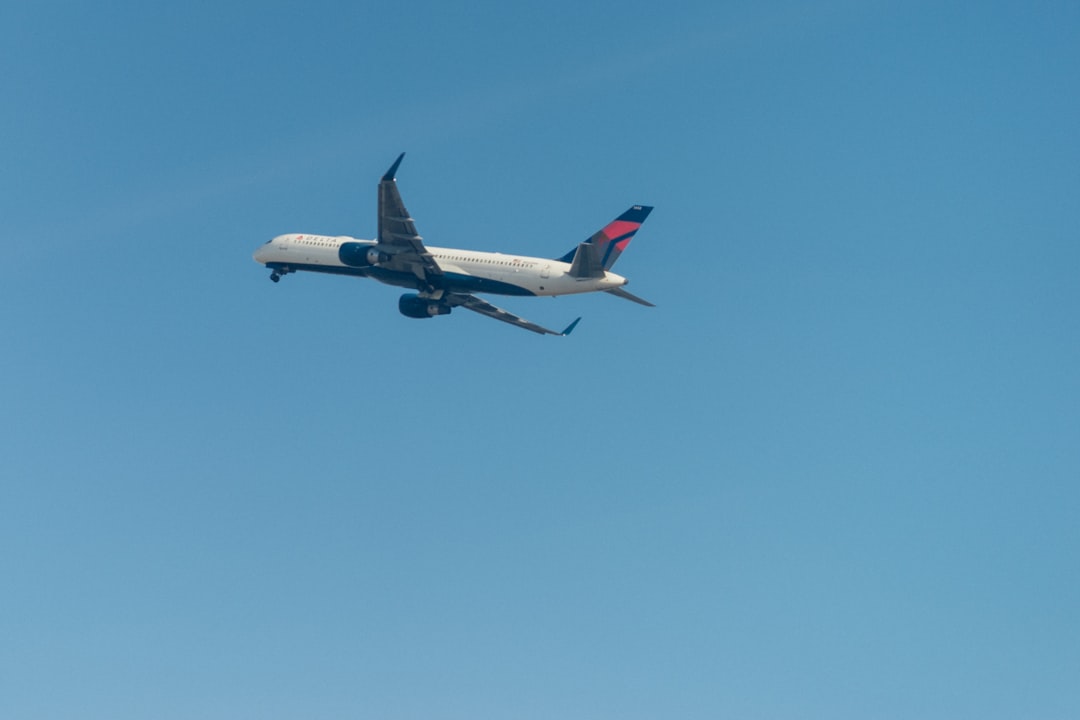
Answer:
253, 153, 654, 335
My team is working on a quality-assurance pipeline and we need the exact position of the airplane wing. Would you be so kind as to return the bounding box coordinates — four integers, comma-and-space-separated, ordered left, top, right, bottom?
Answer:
376, 153, 442, 285
447, 294, 580, 336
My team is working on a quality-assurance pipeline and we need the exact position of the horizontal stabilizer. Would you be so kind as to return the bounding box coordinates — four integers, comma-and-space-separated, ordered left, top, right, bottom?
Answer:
568, 241, 605, 279
606, 287, 655, 307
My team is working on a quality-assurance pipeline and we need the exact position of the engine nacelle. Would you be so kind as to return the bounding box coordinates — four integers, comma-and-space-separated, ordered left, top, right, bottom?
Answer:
399, 294, 451, 319
338, 242, 387, 268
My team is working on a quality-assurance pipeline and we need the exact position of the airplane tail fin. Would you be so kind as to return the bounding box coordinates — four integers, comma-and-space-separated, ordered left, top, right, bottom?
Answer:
557, 205, 653, 270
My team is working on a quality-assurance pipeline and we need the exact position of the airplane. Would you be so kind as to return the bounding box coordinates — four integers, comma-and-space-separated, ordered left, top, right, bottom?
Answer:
253, 153, 654, 335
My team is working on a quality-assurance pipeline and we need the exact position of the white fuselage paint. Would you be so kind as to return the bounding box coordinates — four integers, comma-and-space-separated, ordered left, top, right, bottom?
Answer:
253, 233, 629, 297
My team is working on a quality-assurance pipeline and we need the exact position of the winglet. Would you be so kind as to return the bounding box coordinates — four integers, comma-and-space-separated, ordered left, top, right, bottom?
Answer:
382, 152, 405, 182
561, 317, 582, 336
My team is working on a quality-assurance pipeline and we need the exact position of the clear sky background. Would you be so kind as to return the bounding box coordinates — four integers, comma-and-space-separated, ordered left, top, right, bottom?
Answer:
3, 2, 1079, 718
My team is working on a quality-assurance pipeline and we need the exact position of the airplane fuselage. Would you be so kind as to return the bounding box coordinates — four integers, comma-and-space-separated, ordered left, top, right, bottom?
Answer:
253, 233, 629, 297
253, 153, 652, 335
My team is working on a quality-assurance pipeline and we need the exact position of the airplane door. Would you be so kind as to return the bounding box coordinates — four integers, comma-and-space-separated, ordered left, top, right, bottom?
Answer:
540, 264, 550, 279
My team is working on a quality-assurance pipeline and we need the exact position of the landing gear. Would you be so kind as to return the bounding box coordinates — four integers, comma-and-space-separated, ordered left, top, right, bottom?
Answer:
270, 271, 281, 283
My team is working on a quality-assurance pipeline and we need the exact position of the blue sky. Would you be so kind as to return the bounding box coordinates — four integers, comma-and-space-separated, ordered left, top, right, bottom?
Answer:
3, 1, 1079, 718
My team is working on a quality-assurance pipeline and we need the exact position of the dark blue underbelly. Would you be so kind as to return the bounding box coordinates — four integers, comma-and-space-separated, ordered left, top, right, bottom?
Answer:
265, 263, 536, 297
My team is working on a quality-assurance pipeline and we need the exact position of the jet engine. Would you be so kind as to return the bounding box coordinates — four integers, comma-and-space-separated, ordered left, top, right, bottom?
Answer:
399, 294, 451, 319
339, 242, 388, 267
